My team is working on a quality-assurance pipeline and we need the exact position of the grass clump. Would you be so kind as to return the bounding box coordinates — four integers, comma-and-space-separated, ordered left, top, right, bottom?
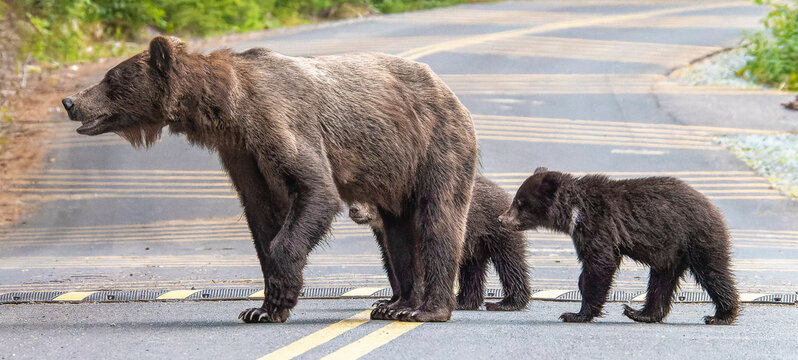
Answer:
740, 0, 798, 90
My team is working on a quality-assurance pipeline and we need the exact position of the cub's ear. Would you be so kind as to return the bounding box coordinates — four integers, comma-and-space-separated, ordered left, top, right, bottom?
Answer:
539, 173, 560, 198
534, 166, 549, 175
149, 36, 185, 74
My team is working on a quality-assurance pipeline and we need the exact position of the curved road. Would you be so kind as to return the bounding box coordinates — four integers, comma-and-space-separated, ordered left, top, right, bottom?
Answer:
1, 0, 797, 358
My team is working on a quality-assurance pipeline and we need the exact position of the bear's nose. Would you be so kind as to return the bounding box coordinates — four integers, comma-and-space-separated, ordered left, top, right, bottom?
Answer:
62, 98, 74, 112
349, 208, 360, 217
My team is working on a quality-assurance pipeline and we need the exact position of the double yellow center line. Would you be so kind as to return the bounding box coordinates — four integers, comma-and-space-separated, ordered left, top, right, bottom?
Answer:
258, 310, 422, 360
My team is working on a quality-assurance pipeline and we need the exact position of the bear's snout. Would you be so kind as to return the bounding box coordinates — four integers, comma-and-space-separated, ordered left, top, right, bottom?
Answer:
62, 98, 75, 113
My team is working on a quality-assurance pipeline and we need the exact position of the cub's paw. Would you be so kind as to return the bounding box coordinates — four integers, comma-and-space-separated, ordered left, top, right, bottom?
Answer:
485, 300, 526, 311
703, 315, 735, 325
239, 306, 290, 323
622, 304, 661, 323
559, 312, 592, 323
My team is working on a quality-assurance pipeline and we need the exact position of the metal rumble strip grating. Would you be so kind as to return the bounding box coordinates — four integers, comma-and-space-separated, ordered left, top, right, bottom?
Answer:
0, 288, 795, 305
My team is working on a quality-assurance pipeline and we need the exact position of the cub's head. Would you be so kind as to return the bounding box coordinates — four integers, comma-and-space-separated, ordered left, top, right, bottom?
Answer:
499, 167, 560, 231
62, 36, 187, 147
348, 202, 379, 226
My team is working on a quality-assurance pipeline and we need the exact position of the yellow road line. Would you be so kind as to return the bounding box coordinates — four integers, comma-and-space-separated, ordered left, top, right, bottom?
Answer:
531, 289, 572, 300
485, 171, 756, 176
156, 290, 200, 300
473, 114, 781, 135
31, 169, 226, 175
459, 35, 720, 67
341, 287, 387, 297
399, 2, 748, 60
476, 128, 713, 146
477, 134, 720, 150
259, 310, 372, 360
19, 175, 229, 181
10, 180, 233, 187
319, 321, 423, 360
473, 119, 719, 138
8, 187, 234, 194
52, 291, 96, 301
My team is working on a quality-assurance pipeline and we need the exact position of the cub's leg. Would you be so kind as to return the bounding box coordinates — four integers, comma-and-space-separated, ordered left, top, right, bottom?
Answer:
689, 250, 739, 325
485, 231, 530, 311
560, 253, 620, 323
456, 255, 489, 310
623, 264, 686, 323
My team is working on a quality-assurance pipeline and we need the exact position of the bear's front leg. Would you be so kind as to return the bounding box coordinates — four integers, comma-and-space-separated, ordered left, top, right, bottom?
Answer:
561, 257, 619, 323
239, 266, 303, 323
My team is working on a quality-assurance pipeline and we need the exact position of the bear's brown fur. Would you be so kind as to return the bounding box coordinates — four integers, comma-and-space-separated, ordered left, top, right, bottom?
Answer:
349, 175, 530, 312
499, 167, 739, 325
64, 36, 478, 323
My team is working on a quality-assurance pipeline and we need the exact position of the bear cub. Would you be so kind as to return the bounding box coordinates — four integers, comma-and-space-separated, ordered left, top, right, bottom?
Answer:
350, 175, 530, 311
499, 167, 739, 325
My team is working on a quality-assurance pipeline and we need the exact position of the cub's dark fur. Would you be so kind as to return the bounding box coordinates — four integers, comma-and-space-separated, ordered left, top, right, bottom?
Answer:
500, 167, 739, 325
350, 175, 530, 311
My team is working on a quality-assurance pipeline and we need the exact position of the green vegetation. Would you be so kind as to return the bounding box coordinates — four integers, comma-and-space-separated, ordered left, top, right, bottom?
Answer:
4, 0, 479, 65
740, 0, 798, 90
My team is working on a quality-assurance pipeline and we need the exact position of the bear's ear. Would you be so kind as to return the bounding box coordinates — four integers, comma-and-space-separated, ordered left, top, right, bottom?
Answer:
534, 166, 548, 175
149, 36, 185, 74
539, 173, 560, 198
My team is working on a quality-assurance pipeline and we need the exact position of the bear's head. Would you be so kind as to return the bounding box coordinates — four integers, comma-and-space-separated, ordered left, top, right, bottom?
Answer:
62, 36, 187, 147
499, 167, 560, 231
348, 202, 378, 226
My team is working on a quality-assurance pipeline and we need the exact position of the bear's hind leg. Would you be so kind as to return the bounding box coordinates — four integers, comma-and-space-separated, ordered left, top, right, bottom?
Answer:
690, 252, 739, 325
396, 182, 472, 322
561, 255, 619, 323
372, 226, 400, 308
371, 210, 423, 320
456, 256, 489, 310
623, 265, 685, 324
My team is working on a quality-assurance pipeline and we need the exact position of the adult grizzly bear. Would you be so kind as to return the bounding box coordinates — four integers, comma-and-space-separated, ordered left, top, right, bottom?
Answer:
63, 36, 478, 323
499, 168, 739, 325
349, 175, 530, 312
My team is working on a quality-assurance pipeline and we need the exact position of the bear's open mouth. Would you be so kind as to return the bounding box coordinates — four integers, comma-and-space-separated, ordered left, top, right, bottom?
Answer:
76, 114, 114, 135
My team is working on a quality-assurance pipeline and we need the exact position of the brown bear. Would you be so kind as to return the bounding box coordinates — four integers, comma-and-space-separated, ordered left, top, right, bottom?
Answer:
349, 175, 530, 312
62, 36, 478, 323
499, 167, 739, 325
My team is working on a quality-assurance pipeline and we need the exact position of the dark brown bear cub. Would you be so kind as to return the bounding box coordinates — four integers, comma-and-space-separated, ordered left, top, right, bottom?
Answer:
350, 175, 530, 311
499, 167, 739, 325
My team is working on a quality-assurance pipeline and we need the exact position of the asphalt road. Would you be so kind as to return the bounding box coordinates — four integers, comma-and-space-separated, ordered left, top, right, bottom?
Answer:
1, 300, 796, 359
1, 0, 797, 358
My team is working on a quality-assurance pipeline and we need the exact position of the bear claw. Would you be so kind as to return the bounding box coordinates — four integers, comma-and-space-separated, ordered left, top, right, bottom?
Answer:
559, 312, 593, 323
239, 306, 290, 323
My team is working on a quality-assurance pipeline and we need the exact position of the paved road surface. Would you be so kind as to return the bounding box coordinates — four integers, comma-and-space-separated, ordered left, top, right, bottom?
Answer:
1, 300, 797, 359
1, 0, 797, 358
